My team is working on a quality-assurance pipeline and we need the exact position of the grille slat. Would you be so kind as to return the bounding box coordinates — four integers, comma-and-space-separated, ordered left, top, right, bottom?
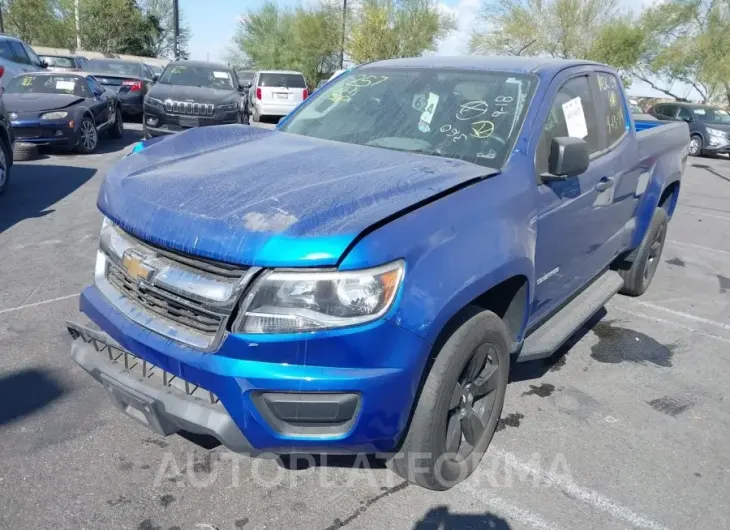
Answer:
164, 99, 215, 116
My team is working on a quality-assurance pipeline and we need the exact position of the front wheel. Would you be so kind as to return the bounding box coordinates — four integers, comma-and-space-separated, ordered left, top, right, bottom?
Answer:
0, 139, 12, 197
76, 117, 98, 154
388, 306, 509, 490
688, 134, 702, 157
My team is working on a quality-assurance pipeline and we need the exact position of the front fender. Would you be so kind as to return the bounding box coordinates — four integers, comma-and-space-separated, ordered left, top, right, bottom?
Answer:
340, 172, 535, 344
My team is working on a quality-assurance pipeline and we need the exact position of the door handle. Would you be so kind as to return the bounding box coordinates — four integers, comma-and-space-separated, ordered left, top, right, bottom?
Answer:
596, 177, 614, 192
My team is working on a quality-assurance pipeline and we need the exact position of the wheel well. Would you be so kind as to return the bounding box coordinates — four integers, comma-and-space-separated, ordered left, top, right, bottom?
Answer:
659, 181, 680, 218
469, 276, 528, 344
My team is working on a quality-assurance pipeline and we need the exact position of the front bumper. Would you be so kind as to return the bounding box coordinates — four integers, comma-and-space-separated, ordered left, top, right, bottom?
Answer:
704, 134, 730, 153
10, 119, 78, 147
143, 106, 241, 137
71, 285, 430, 454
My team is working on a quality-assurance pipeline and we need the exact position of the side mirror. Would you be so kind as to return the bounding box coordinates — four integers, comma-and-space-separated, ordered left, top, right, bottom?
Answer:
39, 60, 48, 69
543, 137, 589, 181
680, 115, 693, 123
152, 74, 159, 83
243, 81, 252, 89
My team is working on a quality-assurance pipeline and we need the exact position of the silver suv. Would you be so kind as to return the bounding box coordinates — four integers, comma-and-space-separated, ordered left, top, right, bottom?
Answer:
0, 35, 46, 91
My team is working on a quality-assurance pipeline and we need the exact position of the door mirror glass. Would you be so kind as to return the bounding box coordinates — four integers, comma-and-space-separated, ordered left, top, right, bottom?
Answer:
544, 137, 589, 179
152, 74, 159, 83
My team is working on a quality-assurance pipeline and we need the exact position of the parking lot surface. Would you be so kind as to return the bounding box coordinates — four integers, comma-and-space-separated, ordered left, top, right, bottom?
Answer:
1, 122, 729, 530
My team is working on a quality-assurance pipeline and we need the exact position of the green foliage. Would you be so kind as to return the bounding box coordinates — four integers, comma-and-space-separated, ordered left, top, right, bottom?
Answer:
348, 0, 456, 63
78, 0, 161, 56
4, 0, 76, 47
139, 0, 192, 59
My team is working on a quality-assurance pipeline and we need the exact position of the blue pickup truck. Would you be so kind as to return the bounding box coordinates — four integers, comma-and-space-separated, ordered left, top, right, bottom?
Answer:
67, 57, 689, 490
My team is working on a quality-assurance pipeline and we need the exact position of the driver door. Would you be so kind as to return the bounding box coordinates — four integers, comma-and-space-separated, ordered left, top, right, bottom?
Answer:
87, 76, 111, 126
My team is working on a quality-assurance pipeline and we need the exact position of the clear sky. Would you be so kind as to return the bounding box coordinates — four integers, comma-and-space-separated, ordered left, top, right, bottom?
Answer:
183, 0, 691, 99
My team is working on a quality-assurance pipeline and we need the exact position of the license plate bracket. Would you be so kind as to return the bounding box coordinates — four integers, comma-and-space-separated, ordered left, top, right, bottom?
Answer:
179, 116, 199, 128
275, 92, 288, 100
100, 373, 178, 436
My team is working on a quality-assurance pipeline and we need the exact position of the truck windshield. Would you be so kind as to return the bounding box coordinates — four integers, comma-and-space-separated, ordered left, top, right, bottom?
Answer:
280, 68, 537, 168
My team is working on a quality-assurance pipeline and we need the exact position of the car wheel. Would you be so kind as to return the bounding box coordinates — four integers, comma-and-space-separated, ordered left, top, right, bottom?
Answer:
688, 134, 702, 157
108, 107, 124, 139
0, 138, 12, 197
617, 208, 668, 297
12, 142, 39, 162
388, 306, 509, 490
76, 116, 99, 154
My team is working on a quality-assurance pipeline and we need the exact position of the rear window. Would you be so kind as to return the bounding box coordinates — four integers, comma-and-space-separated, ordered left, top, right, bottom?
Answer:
6, 74, 88, 97
42, 56, 75, 68
259, 73, 306, 88
84, 60, 141, 77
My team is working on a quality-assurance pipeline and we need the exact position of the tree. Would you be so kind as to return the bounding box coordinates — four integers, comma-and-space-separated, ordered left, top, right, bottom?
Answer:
78, 0, 161, 56
347, 0, 456, 63
139, 0, 191, 58
469, 0, 620, 59
230, 1, 342, 85
3, 0, 75, 47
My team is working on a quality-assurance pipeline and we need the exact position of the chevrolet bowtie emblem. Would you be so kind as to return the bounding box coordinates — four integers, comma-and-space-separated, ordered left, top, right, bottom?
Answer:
121, 251, 153, 282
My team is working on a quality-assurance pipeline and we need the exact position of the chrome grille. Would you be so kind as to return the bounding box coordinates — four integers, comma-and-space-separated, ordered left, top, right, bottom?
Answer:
106, 263, 223, 335
164, 99, 215, 116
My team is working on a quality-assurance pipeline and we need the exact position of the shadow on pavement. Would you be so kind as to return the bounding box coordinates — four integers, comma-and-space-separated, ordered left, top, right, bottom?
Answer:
413, 506, 511, 529
0, 368, 66, 426
0, 164, 97, 234
509, 307, 608, 383
692, 163, 730, 184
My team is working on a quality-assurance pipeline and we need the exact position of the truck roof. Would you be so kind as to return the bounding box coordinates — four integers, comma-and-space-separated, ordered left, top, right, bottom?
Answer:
363, 56, 604, 76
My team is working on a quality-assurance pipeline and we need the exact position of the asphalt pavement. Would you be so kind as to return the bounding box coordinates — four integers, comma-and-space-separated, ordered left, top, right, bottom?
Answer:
1, 122, 729, 530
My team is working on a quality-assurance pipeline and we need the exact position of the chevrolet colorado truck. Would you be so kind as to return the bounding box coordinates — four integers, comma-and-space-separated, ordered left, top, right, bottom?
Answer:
67, 57, 689, 490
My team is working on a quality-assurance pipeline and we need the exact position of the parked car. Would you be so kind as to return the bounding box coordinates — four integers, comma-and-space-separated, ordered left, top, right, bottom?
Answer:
5, 71, 123, 159
0, 34, 46, 92
143, 60, 246, 138
248, 69, 308, 122
0, 65, 15, 197
648, 101, 730, 156
40, 54, 88, 72
82, 58, 156, 118
67, 57, 688, 491
146, 64, 164, 77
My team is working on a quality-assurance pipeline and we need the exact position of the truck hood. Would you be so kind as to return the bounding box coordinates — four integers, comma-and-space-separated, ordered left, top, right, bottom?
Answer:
99, 125, 495, 267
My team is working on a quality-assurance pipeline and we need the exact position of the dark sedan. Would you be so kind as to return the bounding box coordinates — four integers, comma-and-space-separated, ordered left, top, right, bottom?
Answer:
5, 72, 123, 159
82, 58, 157, 118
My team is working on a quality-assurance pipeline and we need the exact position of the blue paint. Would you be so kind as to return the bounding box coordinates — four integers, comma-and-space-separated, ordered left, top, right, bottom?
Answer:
81, 57, 689, 453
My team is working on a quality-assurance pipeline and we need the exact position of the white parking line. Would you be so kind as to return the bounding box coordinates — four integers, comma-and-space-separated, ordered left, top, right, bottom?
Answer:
668, 240, 730, 256
614, 306, 730, 345
461, 490, 565, 530
0, 293, 79, 315
634, 301, 730, 331
490, 449, 669, 530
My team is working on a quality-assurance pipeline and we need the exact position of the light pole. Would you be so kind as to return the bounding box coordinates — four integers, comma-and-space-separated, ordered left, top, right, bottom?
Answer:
340, 0, 346, 70
75, 0, 81, 49
173, 0, 180, 60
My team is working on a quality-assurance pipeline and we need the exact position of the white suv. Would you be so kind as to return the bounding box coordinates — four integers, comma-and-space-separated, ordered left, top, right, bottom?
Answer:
0, 35, 46, 91
248, 70, 308, 122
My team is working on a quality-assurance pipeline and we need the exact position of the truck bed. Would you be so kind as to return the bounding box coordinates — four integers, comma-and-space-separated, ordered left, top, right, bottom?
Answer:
635, 119, 689, 158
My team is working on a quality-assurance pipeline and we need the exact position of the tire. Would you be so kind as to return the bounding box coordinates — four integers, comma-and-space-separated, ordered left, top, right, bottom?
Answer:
618, 208, 668, 297
688, 134, 702, 157
76, 116, 99, 154
108, 107, 124, 139
0, 138, 12, 197
388, 306, 510, 490
12, 142, 38, 162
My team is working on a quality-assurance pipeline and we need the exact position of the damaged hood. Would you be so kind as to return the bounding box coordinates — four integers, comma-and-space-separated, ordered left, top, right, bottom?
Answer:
99, 125, 495, 267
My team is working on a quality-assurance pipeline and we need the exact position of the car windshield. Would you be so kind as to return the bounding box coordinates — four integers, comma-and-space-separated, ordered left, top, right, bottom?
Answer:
84, 60, 141, 77
279, 67, 537, 168
158, 64, 234, 90
694, 107, 730, 124
6, 74, 86, 97
42, 56, 75, 68
259, 73, 306, 88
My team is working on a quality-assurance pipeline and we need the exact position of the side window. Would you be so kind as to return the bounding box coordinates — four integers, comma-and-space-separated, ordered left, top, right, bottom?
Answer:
23, 43, 42, 66
0, 40, 14, 61
595, 72, 627, 147
536, 75, 599, 175
661, 105, 677, 119
677, 107, 692, 122
87, 77, 104, 95
9, 41, 31, 64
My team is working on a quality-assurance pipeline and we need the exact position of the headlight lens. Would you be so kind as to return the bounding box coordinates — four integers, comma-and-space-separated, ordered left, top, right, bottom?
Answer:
41, 111, 68, 119
707, 127, 726, 138
145, 96, 163, 106
236, 260, 404, 334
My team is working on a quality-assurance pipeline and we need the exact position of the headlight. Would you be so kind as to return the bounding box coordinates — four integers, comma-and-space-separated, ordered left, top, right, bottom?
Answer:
707, 127, 726, 138
41, 111, 68, 119
218, 102, 238, 111
145, 96, 163, 106
236, 260, 404, 334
